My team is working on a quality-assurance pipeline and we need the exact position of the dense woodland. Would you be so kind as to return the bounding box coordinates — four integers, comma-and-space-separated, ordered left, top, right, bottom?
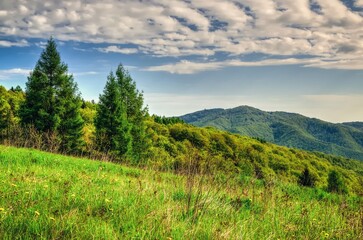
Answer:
1, 38, 363, 195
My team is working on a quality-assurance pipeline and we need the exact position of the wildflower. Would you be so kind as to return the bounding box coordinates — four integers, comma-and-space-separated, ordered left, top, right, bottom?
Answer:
321, 231, 329, 238
0, 208, 4, 212
34, 211, 40, 216
71, 193, 76, 198
49, 217, 55, 221
11, 183, 17, 187
105, 198, 111, 203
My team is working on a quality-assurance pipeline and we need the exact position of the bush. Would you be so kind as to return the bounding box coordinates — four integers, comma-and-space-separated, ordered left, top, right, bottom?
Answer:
298, 167, 316, 187
327, 170, 347, 194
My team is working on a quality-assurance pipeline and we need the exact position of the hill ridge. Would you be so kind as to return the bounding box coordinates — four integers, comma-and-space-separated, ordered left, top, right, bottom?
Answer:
180, 105, 363, 161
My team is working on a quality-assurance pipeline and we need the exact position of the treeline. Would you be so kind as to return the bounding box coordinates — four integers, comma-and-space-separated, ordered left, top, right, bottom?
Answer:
1, 38, 363, 195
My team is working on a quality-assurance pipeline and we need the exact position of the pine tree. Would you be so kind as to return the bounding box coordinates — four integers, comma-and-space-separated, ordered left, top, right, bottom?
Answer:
20, 37, 84, 153
115, 64, 149, 162
95, 72, 131, 157
57, 79, 85, 153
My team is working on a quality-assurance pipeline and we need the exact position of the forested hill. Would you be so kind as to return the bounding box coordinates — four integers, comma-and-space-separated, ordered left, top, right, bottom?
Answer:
180, 106, 363, 161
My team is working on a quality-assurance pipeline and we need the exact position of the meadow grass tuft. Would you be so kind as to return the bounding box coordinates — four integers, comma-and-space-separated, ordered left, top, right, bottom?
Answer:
0, 145, 362, 239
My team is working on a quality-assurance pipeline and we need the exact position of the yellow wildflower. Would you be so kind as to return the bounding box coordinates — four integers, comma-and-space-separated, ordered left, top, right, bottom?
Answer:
34, 211, 40, 216
0, 208, 4, 212
49, 217, 55, 221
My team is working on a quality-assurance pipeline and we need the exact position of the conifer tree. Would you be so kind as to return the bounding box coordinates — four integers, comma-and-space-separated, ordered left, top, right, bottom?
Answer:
115, 64, 149, 161
20, 37, 84, 153
95, 72, 131, 157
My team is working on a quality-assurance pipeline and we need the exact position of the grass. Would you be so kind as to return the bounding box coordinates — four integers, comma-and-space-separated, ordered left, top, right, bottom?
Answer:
0, 145, 362, 239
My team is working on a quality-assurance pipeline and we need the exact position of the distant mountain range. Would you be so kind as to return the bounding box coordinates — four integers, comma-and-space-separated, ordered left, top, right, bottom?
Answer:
180, 106, 363, 161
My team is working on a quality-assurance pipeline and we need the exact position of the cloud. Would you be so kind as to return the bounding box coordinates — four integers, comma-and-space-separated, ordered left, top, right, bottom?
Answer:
0, 0, 363, 69
144, 58, 320, 74
145, 60, 222, 74
0, 68, 31, 79
356, 0, 363, 7
0, 39, 28, 47
73, 71, 99, 76
97, 45, 138, 54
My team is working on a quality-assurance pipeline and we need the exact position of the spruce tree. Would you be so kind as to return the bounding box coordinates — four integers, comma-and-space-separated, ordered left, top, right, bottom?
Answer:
20, 37, 84, 153
115, 64, 148, 161
95, 72, 131, 157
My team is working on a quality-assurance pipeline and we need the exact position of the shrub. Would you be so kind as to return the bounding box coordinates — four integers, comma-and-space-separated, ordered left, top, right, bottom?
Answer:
298, 167, 316, 187
327, 170, 347, 194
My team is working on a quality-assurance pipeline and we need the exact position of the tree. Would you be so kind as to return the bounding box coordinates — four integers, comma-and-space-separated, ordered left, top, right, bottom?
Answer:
327, 170, 347, 194
20, 37, 84, 153
298, 167, 316, 187
0, 88, 11, 135
95, 72, 131, 157
115, 64, 149, 162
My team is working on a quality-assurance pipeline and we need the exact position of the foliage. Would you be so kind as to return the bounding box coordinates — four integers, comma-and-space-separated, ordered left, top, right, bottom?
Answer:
0, 86, 25, 135
115, 64, 148, 162
327, 170, 347, 194
19, 37, 84, 153
153, 115, 185, 125
145, 120, 363, 194
95, 71, 131, 158
181, 106, 363, 160
298, 167, 317, 187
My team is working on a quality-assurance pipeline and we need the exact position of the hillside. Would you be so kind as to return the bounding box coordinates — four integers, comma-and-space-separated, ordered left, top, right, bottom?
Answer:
1, 145, 362, 239
180, 106, 363, 161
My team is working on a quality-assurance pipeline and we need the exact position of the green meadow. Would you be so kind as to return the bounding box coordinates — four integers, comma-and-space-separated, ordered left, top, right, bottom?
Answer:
0, 145, 362, 239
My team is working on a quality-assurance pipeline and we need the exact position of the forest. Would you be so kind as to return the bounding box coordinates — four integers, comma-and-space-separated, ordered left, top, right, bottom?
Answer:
1, 38, 363, 196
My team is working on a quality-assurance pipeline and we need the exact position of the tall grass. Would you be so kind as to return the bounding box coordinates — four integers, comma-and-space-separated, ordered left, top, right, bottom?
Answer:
0, 145, 362, 239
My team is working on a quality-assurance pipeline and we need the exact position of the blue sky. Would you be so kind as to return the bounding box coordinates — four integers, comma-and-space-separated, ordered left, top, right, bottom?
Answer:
1, 0, 363, 122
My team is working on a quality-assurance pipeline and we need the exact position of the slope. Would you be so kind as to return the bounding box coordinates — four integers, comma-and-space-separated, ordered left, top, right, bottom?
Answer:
1, 145, 363, 239
180, 106, 363, 160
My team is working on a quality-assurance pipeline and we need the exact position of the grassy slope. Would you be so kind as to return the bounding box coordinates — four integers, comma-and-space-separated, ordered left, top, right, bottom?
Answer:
180, 106, 363, 160
1, 145, 362, 239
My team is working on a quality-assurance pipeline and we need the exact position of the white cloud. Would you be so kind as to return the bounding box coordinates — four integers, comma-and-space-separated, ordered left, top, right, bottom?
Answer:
145, 60, 223, 74
145, 58, 320, 74
73, 71, 99, 76
97, 45, 138, 54
0, 0, 363, 69
0, 68, 31, 79
356, 0, 363, 7
0, 39, 28, 47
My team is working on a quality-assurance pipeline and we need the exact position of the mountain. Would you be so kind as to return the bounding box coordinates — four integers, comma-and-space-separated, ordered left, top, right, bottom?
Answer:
180, 106, 363, 161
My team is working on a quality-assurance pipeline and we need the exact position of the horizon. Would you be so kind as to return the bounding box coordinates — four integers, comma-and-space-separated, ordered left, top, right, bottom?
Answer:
1, 0, 363, 123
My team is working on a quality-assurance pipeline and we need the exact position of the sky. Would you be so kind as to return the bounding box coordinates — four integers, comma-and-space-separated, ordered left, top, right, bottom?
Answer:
0, 0, 363, 123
